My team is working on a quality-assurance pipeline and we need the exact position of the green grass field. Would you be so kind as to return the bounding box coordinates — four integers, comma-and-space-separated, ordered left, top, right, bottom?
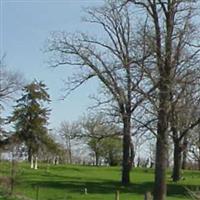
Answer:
0, 162, 199, 200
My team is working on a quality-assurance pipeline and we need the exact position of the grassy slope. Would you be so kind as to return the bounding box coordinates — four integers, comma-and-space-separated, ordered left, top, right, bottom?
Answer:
0, 162, 199, 200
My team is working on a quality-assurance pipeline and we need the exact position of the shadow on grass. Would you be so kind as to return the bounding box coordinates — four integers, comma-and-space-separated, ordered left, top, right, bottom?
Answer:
16, 166, 199, 199
28, 178, 197, 199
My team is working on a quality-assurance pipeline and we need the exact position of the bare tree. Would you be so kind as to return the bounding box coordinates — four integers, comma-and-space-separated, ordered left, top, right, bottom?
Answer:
0, 56, 24, 148
47, 1, 153, 185
59, 121, 80, 164
0, 56, 24, 104
170, 73, 200, 181
124, 0, 200, 199
188, 126, 200, 170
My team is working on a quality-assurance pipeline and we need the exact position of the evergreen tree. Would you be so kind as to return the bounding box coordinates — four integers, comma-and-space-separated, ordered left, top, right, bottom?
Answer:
10, 80, 50, 162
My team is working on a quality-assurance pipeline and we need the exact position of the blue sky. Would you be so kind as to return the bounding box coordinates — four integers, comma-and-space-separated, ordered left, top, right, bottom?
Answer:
1, 0, 104, 129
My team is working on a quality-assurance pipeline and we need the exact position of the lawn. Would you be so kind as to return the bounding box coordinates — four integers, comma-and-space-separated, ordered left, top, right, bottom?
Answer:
0, 162, 199, 200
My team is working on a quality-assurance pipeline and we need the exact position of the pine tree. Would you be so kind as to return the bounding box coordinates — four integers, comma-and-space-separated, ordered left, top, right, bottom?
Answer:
11, 80, 50, 162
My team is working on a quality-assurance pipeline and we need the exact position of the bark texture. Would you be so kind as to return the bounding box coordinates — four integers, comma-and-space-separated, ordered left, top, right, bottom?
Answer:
172, 141, 182, 181
122, 115, 132, 185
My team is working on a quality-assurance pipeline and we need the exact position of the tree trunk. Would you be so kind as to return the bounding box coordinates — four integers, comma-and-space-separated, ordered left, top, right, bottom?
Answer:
182, 136, 188, 170
108, 151, 114, 166
130, 141, 135, 168
172, 141, 182, 181
95, 152, 99, 166
166, 148, 170, 168
68, 139, 72, 164
182, 149, 187, 170
154, 81, 170, 200
69, 149, 72, 164
34, 156, 38, 170
198, 132, 200, 170
10, 150, 16, 195
154, 135, 168, 200
28, 147, 32, 163
31, 155, 34, 169
121, 114, 132, 185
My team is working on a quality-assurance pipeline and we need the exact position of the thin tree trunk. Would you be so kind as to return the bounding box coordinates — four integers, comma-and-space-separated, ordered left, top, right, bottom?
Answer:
95, 152, 99, 166
69, 149, 72, 164
130, 141, 135, 168
182, 149, 187, 170
31, 155, 34, 169
68, 138, 72, 164
172, 141, 182, 181
10, 150, 16, 195
56, 156, 59, 165
171, 127, 182, 181
198, 132, 200, 170
28, 147, 32, 163
122, 114, 131, 185
166, 148, 170, 168
34, 156, 38, 170
182, 136, 188, 170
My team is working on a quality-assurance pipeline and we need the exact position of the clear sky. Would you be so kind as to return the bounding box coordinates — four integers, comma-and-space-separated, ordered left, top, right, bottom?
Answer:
1, 0, 104, 129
